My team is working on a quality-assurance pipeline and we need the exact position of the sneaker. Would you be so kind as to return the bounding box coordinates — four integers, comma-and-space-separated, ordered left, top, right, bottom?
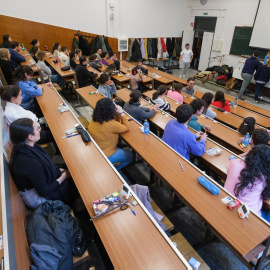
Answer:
259, 96, 263, 100
255, 100, 258, 103
179, 75, 182, 78
183, 75, 186, 78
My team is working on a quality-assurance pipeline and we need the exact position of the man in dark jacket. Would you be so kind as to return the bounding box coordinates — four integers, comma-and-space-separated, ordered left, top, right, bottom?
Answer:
8, 41, 26, 69
133, 59, 148, 75
75, 56, 98, 88
238, 50, 262, 100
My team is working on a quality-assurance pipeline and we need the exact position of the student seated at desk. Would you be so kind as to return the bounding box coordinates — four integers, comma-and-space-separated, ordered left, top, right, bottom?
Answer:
114, 60, 121, 71
9, 118, 79, 209
263, 50, 270, 65
75, 56, 98, 88
37, 50, 65, 89
75, 49, 82, 59
201, 92, 216, 119
58, 47, 69, 64
13, 66, 43, 111
238, 117, 255, 136
100, 52, 109, 66
167, 83, 183, 103
29, 39, 40, 54
182, 77, 197, 96
8, 41, 26, 69
133, 59, 148, 75
52, 42, 61, 58
30, 46, 39, 63
224, 144, 270, 222
88, 54, 102, 69
150, 85, 170, 111
66, 52, 77, 69
0, 85, 55, 145
1, 34, 12, 49
188, 99, 211, 132
98, 73, 116, 99
239, 128, 270, 158
104, 63, 117, 77
123, 90, 159, 123
0, 48, 14, 85
125, 69, 143, 91
88, 98, 133, 170
212, 91, 231, 112
162, 104, 207, 160
110, 52, 118, 62
95, 48, 102, 61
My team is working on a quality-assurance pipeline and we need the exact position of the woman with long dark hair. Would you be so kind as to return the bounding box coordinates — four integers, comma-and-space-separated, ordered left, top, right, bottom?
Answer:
52, 42, 61, 58
87, 98, 133, 170
9, 118, 78, 208
1, 34, 12, 48
212, 91, 230, 112
225, 144, 270, 221
150, 85, 170, 111
238, 117, 256, 136
201, 92, 216, 119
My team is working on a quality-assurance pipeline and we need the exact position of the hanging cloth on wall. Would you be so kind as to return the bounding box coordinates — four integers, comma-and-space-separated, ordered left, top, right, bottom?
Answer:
96, 35, 102, 50
100, 36, 108, 54
144, 38, 148, 60
90, 37, 97, 55
166, 38, 173, 57
173, 38, 181, 59
126, 38, 135, 61
157, 38, 162, 59
78, 35, 90, 56
140, 38, 145, 59
151, 38, 158, 58
147, 39, 152, 58
73, 37, 79, 51
104, 37, 113, 57
130, 39, 142, 61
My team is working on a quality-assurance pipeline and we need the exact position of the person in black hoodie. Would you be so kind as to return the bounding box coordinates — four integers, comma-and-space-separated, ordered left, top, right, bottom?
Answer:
0, 48, 14, 84
254, 58, 270, 102
1, 35, 12, 49
75, 56, 98, 88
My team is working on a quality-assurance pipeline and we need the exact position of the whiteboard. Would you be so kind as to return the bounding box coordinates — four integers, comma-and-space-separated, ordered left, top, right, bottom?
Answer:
250, 0, 270, 49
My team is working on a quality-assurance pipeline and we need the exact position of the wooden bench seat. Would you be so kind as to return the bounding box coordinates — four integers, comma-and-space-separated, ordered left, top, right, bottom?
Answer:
170, 233, 210, 270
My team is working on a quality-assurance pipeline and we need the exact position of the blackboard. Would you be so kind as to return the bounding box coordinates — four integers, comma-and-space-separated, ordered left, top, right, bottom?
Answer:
230, 27, 267, 58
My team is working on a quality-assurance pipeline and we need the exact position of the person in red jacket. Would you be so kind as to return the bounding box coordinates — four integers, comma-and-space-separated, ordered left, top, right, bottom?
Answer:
212, 91, 231, 112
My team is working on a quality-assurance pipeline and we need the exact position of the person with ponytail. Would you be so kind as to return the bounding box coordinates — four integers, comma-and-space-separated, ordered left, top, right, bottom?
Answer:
238, 117, 256, 136
123, 90, 159, 123
13, 65, 43, 111
212, 91, 230, 112
29, 39, 40, 54
225, 145, 270, 222
9, 118, 79, 208
150, 85, 170, 111
201, 92, 216, 119
97, 73, 116, 99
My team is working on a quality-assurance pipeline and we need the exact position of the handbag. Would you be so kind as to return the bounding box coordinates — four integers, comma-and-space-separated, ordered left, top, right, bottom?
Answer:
61, 66, 70, 71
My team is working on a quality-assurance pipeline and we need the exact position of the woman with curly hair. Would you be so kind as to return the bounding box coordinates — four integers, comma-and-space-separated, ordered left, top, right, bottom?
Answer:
212, 91, 230, 112
225, 144, 270, 221
238, 117, 256, 136
87, 98, 133, 170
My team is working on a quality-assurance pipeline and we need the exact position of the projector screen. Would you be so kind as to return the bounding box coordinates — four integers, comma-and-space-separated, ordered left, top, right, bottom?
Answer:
250, 0, 270, 49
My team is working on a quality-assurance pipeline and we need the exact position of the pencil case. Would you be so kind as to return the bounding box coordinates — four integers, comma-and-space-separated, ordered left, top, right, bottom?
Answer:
197, 176, 220, 195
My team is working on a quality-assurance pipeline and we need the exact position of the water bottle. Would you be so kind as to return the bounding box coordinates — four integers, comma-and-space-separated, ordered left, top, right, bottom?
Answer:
21, 43, 25, 51
143, 120, 150, 134
243, 133, 250, 145
45, 45, 48, 52
234, 97, 238, 107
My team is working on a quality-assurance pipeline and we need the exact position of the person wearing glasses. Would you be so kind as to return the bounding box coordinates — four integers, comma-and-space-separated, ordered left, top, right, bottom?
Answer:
182, 77, 197, 96
13, 65, 43, 111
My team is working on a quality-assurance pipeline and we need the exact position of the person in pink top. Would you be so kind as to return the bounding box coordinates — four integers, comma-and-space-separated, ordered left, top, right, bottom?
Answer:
224, 145, 270, 221
167, 83, 183, 103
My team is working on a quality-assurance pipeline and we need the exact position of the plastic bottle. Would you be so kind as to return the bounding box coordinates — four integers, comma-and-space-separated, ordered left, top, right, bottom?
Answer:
45, 45, 48, 52
21, 43, 25, 51
244, 133, 250, 145
234, 97, 238, 107
143, 120, 150, 134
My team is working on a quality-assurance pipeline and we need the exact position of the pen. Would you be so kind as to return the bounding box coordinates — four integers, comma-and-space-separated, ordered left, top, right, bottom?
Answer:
62, 133, 79, 138
178, 160, 185, 171
128, 203, 136, 216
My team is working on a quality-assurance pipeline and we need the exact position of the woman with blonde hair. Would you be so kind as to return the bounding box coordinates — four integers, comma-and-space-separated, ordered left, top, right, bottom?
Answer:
254, 58, 270, 102
0, 48, 14, 84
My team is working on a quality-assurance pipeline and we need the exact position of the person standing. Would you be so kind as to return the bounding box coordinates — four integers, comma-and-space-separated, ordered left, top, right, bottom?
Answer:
179, 43, 193, 78
238, 51, 261, 100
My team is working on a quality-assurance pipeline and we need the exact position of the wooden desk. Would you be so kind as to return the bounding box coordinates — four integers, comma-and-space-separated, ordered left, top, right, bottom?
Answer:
19, 50, 45, 83
36, 84, 189, 269
45, 54, 79, 88
195, 92, 270, 128
143, 90, 246, 154
147, 57, 170, 67
76, 85, 270, 269
122, 61, 173, 87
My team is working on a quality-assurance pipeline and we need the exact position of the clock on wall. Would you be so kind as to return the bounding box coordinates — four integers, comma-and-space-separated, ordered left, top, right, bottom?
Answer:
200, 0, 208, 5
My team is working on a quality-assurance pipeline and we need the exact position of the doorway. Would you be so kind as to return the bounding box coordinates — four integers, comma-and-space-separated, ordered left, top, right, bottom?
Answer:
192, 16, 217, 69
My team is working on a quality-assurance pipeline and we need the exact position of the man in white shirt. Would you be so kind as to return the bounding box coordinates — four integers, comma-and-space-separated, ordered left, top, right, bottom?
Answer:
58, 47, 69, 64
179, 43, 193, 78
